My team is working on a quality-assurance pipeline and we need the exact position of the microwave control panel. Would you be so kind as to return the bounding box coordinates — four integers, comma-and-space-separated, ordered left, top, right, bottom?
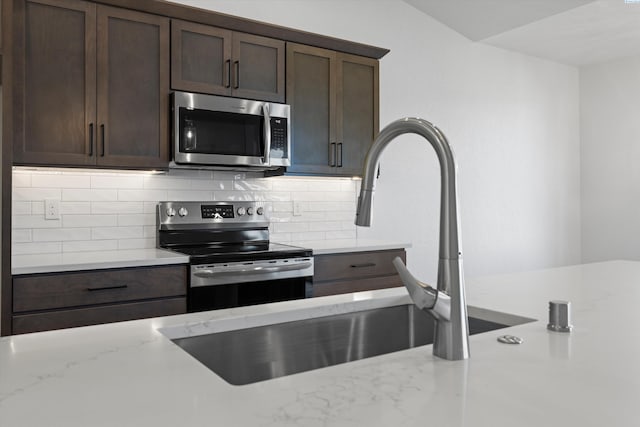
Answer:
270, 117, 288, 157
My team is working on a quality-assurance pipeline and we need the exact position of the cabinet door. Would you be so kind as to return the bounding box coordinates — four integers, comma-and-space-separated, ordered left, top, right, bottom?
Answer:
96, 6, 169, 168
170, 19, 232, 96
232, 33, 284, 102
286, 43, 337, 175
13, 0, 97, 166
336, 53, 379, 176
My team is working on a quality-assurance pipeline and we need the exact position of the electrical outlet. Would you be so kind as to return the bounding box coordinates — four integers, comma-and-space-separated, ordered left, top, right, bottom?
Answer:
293, 201, 303, 216
45, 199, 60, 220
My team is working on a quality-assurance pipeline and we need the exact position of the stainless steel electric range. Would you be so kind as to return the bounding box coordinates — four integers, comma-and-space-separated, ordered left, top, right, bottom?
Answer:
157, 201, 314, 312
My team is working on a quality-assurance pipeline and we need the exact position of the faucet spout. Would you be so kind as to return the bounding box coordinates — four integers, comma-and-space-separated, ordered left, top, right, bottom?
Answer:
355, 117, 469, 360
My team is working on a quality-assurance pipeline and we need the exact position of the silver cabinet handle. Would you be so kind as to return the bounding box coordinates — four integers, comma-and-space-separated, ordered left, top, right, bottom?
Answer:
194, 262, 313, 277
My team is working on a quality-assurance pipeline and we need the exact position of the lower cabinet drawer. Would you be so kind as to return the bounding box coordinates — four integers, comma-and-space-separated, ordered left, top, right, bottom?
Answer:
312, 248, 406, 297
13, 265, 187, 312
313, 276, 402, 297
313, 249, 405, 282
12, 297, 186, 334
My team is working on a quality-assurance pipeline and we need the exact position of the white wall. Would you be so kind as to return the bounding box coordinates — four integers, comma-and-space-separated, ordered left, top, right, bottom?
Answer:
580, 55, 640, 262
167, 0, 582, 280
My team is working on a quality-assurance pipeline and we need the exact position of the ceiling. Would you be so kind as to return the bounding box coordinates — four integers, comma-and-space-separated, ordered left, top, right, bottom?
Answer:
403, 0, 640, 66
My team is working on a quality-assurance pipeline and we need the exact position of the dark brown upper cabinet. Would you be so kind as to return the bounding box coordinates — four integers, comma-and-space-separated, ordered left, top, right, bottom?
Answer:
171, 19, 285, 103
13, 0, 169, 169
286, 43, 379, 177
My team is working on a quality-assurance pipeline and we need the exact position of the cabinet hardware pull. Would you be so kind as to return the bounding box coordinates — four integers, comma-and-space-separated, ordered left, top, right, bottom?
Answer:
100, 124, 105, 157
225, 59, 231, 88
329, 143, 337, 167
233, 61, 240, 89
89, 123, 94, 156
350, 263, 376, 268
86, 284, 128, 292
337, 143, 343, 167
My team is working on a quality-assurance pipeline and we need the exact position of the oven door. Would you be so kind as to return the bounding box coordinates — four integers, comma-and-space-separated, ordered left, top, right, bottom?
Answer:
188, 257, 314, 312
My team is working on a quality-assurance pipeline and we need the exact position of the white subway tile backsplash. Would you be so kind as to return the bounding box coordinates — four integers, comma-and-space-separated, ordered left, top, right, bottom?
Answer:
13, 187, 61, 201
91, 175, 144, 189
13, 216, 62, 229
290, 231, 326, 241
33, 228, 91, 242
91, 201, 144, 214
92, 226, 143, 240
31, 173, 90, 189
117, 214, 155, 226
62, 214, 118, 228
60, 202, 91, 215
12, 202, 31, 215
12, 172, 32, 188
13, 241, 62, 255
118, 189, 167, 201
63, 240, 119, 252
143, 176, 191, 190
12, 229, 32, 243
190, 179, 232, 191
272, 222, 309, 233
118, 238, 155, 250
167, 190, 213, 201
233, 179, 273, 191
12, 170, 360, 256
309, 221, 345, 232
63, 189, 118, 202
325, 230, 357, 240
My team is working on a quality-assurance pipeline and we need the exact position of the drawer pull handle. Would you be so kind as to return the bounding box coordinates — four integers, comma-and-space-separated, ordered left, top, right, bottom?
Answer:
86, 284, 128, 292
350, 263, 376, 268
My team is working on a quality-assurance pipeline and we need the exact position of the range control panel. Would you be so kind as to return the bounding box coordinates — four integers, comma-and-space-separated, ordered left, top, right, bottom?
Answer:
157, 201, 267, 228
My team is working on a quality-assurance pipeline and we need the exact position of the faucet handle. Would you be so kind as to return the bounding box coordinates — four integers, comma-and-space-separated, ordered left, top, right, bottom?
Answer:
392, 257, 451, 321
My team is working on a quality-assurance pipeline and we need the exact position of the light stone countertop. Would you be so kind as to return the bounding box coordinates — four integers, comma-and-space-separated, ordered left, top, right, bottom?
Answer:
10, 240, 408, 275
294, 238, 411, 255
11, 249, 189, 275
1, 260, 639, 426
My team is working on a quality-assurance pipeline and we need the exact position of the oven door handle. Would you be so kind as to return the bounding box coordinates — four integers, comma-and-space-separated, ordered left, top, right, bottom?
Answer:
194, 261, 313, 277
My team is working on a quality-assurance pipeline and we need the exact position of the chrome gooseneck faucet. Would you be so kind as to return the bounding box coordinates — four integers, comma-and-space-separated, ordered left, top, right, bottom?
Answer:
355, 117, 469, 360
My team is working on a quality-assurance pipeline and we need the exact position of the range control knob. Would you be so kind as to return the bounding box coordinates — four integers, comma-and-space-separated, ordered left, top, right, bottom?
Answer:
178, 207, 188, 217
237, 207, 246, 216
256, 206, 264, 216
166, 207, 176, 217
247, 207, 254, 216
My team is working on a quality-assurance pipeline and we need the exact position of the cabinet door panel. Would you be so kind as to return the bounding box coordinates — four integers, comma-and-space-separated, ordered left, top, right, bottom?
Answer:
232, 33, 284, 102
97, 6, 169, 168
286, 43, 336, 175
171, 19, 231, 96
336, 53, 379, 176
14, 0, 96, 166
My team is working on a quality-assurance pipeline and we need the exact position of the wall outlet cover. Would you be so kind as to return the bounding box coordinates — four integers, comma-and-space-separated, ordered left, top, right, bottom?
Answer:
45, 199, 60, 220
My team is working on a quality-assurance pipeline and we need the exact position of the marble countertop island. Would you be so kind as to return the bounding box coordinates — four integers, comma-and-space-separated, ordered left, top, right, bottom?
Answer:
1, 260, 639, 426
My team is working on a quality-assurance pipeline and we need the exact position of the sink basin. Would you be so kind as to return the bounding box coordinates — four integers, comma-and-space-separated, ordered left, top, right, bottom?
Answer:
171, 303, 532, 385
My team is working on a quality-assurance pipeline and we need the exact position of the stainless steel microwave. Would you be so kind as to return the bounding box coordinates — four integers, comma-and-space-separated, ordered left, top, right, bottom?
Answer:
171, 91, 290, 170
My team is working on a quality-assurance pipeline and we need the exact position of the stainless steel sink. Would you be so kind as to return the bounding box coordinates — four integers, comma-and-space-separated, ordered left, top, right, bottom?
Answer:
171, 303, 531, 385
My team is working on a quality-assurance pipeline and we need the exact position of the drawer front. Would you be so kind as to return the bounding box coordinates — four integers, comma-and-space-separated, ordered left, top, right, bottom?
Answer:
313, 276, 402, 297
313, 249, 406, 283
12, 297, 186, 334
13, 265, 187, 313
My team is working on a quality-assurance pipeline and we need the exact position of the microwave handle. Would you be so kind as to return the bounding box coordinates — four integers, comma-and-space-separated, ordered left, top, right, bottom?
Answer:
262, 103, 271, 166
